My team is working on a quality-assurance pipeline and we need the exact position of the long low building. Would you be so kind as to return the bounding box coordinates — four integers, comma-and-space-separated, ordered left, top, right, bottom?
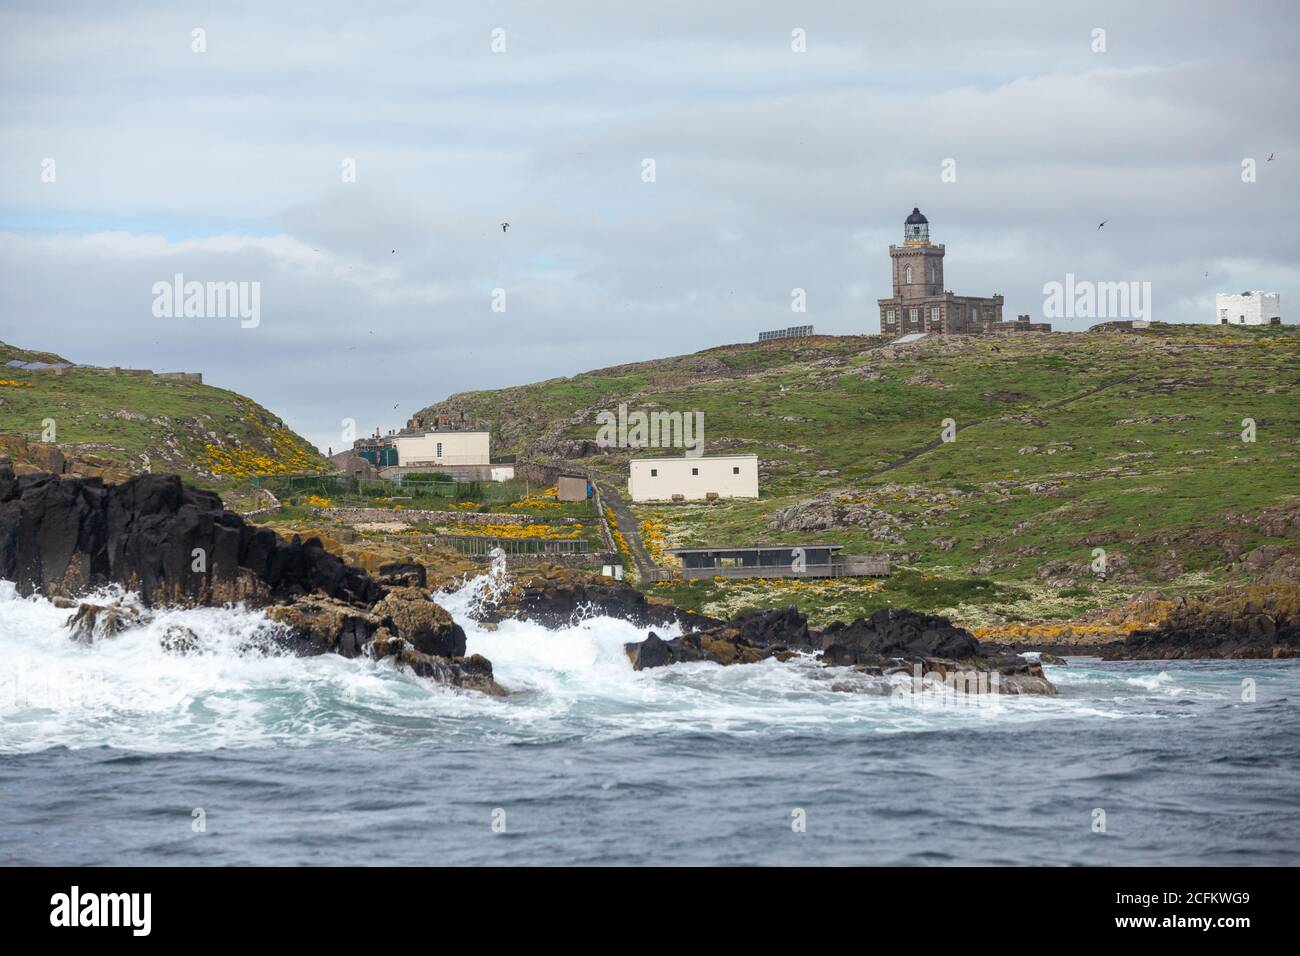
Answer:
628, 454, 758, 503
666, 545, 890, 580
392, 429, 491, 467
353, 427, 514, 481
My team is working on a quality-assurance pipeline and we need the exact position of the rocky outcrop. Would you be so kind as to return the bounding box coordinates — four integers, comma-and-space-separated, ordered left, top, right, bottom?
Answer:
472, 565, 693, 629
372, 586, 466, 657
0, 434, 135, 484
0, 468, 501, 694
1102, 582, 1300, 660
0, 468, 381, 608
265, 596, 384, 657
626, 605, 1056, 694
626, 606, 814, 669
770, 493, 906, 544
366, 635, 503, 696
819, 609, 980, 665
66, 601, 144, 645
978, 580, 1300, 659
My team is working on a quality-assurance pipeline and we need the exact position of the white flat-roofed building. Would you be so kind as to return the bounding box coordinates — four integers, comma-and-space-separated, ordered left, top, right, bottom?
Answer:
628, 454, 759, 503
1215, 291, 1281, 326
392, 429, 491, 468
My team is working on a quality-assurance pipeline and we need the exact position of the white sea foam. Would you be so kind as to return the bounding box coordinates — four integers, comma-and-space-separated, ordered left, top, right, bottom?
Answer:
0, 574, 1243, 753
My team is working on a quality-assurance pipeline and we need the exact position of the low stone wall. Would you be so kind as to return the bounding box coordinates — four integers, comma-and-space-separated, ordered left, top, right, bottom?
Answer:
514, 461, 566, 485
240, 488, 281, 519
312, 506, 575, 527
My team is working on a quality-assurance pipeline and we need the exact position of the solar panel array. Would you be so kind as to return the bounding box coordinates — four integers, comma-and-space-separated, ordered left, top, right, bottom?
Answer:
4, 359, 73, 370
757, 325, 814, 342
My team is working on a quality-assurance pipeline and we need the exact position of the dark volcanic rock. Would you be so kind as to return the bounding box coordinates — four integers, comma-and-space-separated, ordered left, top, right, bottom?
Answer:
265, 595, 385, 657
66, 601, 143, 645
0, 467, 499, 694
372, 586, 466, 657
377, 562, 428, 589
629, 632, 675, 669
819, 608, 982, 666
1106, 608, 1300, 660
0, 468, 380, 608
474, 566, 693, 629
368, 632, 505, 696
626, 628, 778, 669
625, 606, 814, 670
624, 604, 1056, 694
731, 606, 816, 651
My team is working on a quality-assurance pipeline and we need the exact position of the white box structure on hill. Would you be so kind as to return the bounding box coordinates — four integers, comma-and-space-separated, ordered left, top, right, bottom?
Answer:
628, 454, 759, 503
1215, 291, 1281, 326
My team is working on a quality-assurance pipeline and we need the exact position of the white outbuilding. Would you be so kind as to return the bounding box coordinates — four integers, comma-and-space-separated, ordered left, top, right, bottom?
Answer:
628, 454, 759, 503
392, 429, 491, 467
1215, 291, 1281, 326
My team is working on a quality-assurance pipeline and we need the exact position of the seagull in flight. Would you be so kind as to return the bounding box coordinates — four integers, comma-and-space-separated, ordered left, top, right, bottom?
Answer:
501, 222, 510, 232
1097, 220, 1108, 231
1267, 153, 1275, 161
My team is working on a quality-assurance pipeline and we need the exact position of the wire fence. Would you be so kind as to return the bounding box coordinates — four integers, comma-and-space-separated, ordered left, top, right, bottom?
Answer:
264, 473, 519, 507
388, 533, 596, 556
255, 474, 601, 522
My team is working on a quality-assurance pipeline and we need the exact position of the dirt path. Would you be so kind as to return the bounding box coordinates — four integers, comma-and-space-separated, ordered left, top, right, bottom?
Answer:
590, 473, 657, 579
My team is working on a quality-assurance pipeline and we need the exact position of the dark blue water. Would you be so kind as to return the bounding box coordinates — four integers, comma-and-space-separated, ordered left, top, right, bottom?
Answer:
2, 582, 1297, 865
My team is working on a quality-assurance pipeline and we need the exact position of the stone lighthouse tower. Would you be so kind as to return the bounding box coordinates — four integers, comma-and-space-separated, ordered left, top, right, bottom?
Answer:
890, 207, 945, 300
877, 207, 1030, 335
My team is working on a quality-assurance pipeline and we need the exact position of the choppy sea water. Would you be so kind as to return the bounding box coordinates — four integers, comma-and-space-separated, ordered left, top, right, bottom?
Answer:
1, 576, 1297, 866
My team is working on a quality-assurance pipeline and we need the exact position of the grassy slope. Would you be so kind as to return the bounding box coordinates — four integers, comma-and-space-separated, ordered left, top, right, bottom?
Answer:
0, 340, 328, 496
413, 324, 1300, 626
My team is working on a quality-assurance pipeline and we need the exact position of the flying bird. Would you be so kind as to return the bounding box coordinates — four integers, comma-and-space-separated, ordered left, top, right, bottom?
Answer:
501, 222, 510, 232
1097, 220, 1108, 231
1267, 153, 1275, 161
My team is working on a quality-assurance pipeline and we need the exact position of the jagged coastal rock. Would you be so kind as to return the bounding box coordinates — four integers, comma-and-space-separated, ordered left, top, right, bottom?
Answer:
0, 468, 502, 695
1101, 584, 1300, 660
470, 564, 691, 629
625, 606, 1057, 694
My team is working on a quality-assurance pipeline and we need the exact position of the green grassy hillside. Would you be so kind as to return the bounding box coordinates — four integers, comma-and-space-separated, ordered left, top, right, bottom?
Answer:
413, 324, 1300, 627
0, 340, 328, 496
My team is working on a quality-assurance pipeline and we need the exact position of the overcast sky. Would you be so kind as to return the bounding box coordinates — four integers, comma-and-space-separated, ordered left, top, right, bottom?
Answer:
1, 0, 1296, 452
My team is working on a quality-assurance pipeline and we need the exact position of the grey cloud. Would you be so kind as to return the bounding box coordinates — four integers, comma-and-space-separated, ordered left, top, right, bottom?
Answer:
1, 0, 1296, 452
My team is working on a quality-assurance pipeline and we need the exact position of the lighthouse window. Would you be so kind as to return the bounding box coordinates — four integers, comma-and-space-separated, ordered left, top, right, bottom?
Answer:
905, 265, 912, 284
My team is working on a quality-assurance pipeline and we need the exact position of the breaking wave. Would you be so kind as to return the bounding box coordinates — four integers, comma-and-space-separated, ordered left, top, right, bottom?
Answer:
0, 574, 1274, 754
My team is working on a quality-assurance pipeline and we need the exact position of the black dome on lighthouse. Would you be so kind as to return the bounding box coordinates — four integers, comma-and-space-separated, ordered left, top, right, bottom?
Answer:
905, 207, 928, 225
